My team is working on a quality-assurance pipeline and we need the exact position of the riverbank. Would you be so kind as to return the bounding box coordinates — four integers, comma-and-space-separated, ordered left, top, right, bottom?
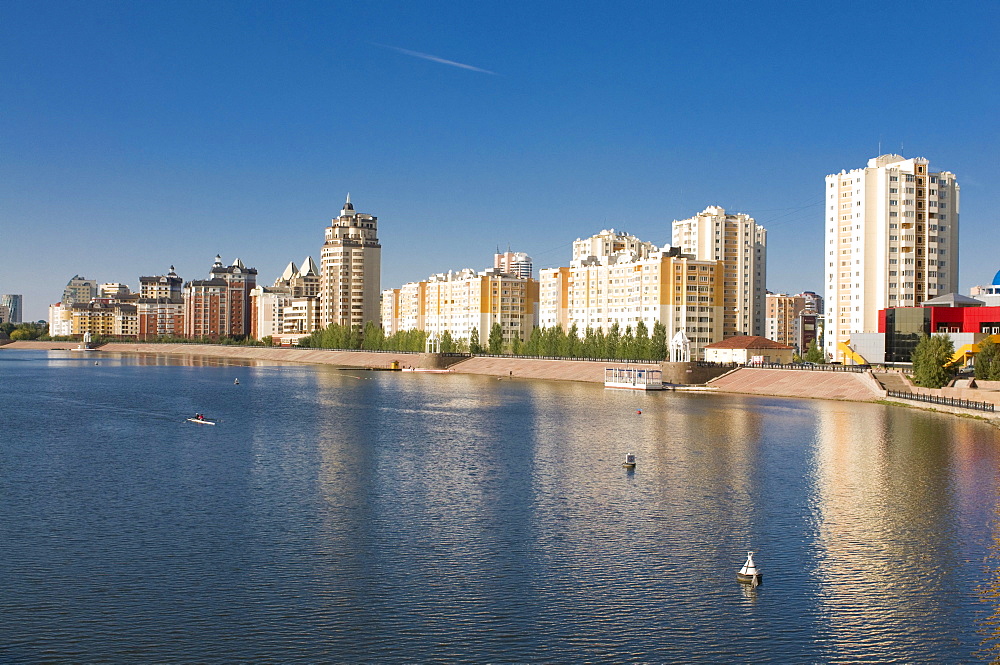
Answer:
4, 340, 998, 424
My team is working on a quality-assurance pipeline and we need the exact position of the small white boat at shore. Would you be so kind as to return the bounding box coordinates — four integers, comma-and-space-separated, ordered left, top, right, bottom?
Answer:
605, 367, 664, 390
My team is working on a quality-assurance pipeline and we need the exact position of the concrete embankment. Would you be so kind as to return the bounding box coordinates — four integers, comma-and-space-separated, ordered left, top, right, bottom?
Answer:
1, 341, 640, 383
707, 367, 885, 402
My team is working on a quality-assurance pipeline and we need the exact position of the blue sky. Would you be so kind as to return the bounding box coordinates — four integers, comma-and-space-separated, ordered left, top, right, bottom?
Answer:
2, 0, 997, 321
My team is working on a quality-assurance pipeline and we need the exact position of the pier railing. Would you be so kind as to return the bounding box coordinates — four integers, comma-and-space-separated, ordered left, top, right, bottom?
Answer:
886, 389, 996, 413
698, 361, 871, 373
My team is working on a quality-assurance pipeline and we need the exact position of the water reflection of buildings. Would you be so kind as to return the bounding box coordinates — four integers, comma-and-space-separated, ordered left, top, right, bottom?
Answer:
811, 404, 972, 659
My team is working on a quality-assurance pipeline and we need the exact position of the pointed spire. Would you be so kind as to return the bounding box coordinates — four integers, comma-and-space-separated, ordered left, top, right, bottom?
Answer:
302, 256, 319, 277
280, 261, 299, 282
342, 193, 354, 213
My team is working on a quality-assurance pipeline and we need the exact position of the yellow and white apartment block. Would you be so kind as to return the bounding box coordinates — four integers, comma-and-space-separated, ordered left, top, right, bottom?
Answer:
381, 269, 539, 344
672, 206, 767, 338
538, 249, 724, 359
824, 154, 959, 361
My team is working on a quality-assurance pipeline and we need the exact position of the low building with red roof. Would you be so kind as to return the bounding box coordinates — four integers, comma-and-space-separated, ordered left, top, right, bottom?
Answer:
703, 335, 795, 365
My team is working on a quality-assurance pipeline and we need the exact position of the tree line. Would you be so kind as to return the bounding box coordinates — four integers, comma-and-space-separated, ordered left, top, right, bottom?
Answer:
297, 321, 672, 361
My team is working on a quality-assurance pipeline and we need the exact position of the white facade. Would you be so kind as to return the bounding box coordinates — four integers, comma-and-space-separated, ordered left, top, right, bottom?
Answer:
672, 206, 767, 337
537, 242, 725, 359
382, 268, 538, 345
572, 229, 658, 265
319, 195, 381, 330
824, 155, 959, 361
494, 251, 533, 279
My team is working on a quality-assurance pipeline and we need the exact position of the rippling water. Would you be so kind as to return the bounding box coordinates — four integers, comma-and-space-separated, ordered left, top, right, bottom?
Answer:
2, 349, 999, 663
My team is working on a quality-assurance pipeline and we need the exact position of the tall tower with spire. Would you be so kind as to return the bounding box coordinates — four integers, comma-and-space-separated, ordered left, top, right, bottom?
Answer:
319, 194, 382, 330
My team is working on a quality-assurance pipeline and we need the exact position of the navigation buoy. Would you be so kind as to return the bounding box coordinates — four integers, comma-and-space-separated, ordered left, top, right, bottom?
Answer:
636, 409, 642, 414
737, 551, 763, 587
234, 378, 240, 385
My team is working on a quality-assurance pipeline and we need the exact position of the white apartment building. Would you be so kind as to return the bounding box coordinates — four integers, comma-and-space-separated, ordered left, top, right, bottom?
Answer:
382, 268, 539, 345
320, 194, 381, 330
572, 229, 659, 264
824, 154, 959, 362
672, 206, 767, 338
494, 251, 533, 279
538, 239, 724, 359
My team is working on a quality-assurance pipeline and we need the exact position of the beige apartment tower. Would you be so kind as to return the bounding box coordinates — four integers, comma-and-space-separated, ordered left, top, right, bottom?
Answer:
824, 155, 959, 362
320, 195, 382, 330
672, 206, 767, 338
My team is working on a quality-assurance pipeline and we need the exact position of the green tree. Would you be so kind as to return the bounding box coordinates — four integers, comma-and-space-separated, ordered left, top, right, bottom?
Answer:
362, 321, 384, 350
440, 330, 455, 353
488, 322, 504, 355
525, 327, 542, 356
561, 323, 580, 358
634, 321, 651, 360
509, 333, 523, 356
620, 325, 636, 360
911, 333, 957, 388
469, 327, 482, 354
804, 339, 825, 364
975, 335, 1000, 381
651, 322, 668, 361
606, 323, 621, 359
9, 328, 33, 341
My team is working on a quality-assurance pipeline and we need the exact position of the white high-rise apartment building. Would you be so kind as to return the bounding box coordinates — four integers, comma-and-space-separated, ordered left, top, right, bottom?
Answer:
320, 195, 381, 330
824, 154, 959, 362
672, 206, 767, 337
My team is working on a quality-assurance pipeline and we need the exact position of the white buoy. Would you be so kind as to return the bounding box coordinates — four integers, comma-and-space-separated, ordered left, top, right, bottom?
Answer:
234, 378, 240, 385
737, 551, 762, 586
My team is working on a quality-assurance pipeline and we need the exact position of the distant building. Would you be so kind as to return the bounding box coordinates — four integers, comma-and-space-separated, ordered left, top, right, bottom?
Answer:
538, 232, 724, 359
672, 206, 767, 337
824, 154, 959, 362
1, 294, 23, 323
250, 256, 322, 342
320, 195, 381, 330
137, 267, 184, 340
99, 283, 132, 299
139, 267, 183, 300
970, 268, 1000, 307
572, 229, 658, 264
765, 291, 823, 353
62, 276, 98, 306
382, 268, 538, 346
494, 250, 533, 279
184, 255, 257, 338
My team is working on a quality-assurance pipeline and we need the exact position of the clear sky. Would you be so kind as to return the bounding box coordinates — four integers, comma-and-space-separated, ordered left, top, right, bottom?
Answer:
2, 1, 997, 322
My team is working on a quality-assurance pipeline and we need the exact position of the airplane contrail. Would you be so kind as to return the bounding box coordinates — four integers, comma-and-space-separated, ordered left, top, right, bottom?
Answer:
372, 43, 498, 75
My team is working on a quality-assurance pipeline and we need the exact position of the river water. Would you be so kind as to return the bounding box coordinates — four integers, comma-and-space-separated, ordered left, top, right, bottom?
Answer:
2, 349, 1000, 663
